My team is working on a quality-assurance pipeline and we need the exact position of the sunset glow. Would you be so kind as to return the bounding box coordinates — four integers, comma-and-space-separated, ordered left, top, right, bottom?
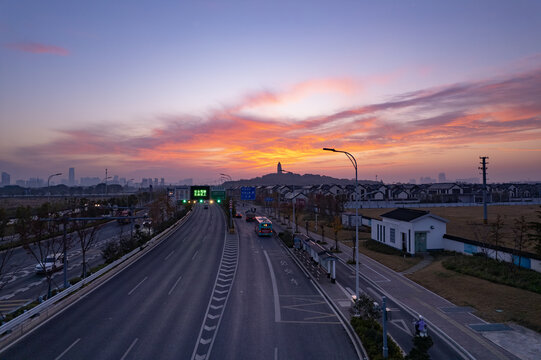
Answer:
1, 1, 540, 183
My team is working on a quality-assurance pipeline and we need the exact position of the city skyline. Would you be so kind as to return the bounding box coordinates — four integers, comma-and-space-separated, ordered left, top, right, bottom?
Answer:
1, 1, 540, 183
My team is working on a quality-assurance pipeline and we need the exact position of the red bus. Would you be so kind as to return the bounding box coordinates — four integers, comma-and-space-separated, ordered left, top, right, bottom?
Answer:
254, 216, 273, 237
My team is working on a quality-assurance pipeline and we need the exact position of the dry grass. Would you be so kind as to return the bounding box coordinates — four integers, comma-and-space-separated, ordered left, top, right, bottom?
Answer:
406, 256, 541, 333
359, 204, 541, 252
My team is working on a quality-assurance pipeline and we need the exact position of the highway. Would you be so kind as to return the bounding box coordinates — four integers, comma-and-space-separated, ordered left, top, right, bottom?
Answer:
0, 204, 359, 359
0, 221, 135, 311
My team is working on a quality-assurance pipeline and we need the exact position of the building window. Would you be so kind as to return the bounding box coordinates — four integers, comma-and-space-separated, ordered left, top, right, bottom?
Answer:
383, 226, 386, 242
390, 228, 395, 243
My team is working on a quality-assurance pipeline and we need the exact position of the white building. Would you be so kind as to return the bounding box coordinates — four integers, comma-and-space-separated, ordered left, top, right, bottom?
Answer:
371, 208, 448, 255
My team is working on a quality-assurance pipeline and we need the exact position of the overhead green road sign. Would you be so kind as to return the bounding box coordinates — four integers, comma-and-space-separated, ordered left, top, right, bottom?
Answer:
191, 186, 210, 201
211, 189, 226, 202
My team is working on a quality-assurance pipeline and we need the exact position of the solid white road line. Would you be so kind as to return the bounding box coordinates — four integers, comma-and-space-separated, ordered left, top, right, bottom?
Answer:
263, 250, 281, 322
274, 347, 278, 360
168, 275, 183, 295
120, 338, 138, 360
128, 276, 148, 296
54, 338, 80, 360
192, 250, 199, 261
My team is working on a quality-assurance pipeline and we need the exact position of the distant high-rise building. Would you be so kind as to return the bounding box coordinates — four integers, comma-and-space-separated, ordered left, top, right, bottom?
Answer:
438, 172, 446, 183
277, 162, 282, 174
1, 172, 10, 186
160, 178, 165, 187
419, 176, 436, 184
154, 178, 159, 186
179, 178, 193, 185
69, 168, 75, 186
408, 179, 417, 184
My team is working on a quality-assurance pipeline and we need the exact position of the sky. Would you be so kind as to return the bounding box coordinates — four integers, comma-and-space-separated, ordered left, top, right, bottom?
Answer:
1, 0, 540, 184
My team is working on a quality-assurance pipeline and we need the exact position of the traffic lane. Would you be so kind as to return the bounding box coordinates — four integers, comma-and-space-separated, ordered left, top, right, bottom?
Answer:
211, 218, 277, 360
334, 259, 459, 359
1, 205, 225, 359
214, 217, 357, 360
264, 239, 358, 360
0, 221, 133, 292
346, 254, 520, 360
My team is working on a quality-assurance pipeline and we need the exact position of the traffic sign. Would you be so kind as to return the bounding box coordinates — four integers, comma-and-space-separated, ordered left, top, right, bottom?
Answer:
241, 186, 256, 200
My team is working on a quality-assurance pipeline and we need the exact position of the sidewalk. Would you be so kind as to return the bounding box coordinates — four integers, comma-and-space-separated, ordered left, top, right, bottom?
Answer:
266, 210, 540, 360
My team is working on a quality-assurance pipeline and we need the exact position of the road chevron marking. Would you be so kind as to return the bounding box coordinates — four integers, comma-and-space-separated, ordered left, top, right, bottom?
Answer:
191, 224, 239, 360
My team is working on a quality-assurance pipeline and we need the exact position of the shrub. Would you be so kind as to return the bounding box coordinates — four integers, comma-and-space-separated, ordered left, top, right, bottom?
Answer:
442, 254, 541, 294
351, 317, 404, 360
278, 231, 294, 248
364, 239, 408, 256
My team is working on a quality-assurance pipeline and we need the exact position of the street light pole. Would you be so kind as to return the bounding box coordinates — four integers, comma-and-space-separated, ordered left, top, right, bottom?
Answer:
323, 147, 359, 300
47, 172, 62, 204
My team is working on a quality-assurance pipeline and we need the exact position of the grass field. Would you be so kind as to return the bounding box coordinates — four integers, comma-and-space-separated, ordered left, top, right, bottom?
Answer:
358, 204, 541, 252
406, 254, 541, 333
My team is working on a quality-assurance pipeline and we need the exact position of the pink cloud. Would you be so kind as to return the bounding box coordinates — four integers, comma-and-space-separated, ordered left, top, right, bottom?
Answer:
4, 42, 69, 56
11, 66, 541, 179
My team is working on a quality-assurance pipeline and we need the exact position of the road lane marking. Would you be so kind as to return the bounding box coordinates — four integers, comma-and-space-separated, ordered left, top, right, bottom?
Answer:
274, 347, 278, 360
165, 250, 175, 260
264, 250, 281, 322
128, 276, 148, 296
120, 338, 138, 360
168, 275, 183, 295
54, 338, 80, 360
192, 250, 199, 261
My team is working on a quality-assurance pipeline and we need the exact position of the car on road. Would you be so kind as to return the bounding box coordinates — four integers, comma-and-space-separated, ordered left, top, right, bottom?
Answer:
234, 213, 242, 218
204, 204, 209, 209
35, 254, 65, 274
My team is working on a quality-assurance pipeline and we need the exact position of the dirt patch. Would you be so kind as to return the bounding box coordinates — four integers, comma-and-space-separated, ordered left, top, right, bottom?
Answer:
406, 256, 541, 333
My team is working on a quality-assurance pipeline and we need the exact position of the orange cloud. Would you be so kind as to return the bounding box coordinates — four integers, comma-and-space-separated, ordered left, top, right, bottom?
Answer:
12, 67, 541, 179
4, 42, 69, 56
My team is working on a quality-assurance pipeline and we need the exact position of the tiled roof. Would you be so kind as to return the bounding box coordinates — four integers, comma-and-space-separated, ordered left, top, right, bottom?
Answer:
380, 208, 429, 222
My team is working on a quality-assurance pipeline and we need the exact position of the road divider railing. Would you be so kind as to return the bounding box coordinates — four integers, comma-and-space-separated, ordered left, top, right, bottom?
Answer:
0, 209, 193, 348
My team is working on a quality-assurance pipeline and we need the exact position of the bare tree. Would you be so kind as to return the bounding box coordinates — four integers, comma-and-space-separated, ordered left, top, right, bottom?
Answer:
489, 215, 505, 261
511, 216, 530, 272
529, 207, 541, 257
22, 207, 64, 299
72, 219, 102, 278
332, 215, 342, 252
0, 208, 15, 291
470, 220, 492, 264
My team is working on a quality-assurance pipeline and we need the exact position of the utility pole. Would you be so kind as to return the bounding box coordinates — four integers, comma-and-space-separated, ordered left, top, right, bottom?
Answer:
105, 168, 108, 196
479, 157, 489, 224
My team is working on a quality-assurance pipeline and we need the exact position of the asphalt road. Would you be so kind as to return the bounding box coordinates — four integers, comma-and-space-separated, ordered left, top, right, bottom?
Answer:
0, 220, 135, 311
211, 210, 358, 360
0, 204, 358, 359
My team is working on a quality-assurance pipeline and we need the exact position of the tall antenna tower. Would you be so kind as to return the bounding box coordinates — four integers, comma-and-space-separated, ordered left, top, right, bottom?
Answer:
479, 157, 489, 224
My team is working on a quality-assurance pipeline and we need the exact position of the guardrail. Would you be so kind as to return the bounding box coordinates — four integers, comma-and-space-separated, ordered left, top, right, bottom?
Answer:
0, 209, 192, 338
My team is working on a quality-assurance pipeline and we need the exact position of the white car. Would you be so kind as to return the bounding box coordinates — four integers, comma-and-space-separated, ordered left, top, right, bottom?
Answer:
35, 254, 64, 274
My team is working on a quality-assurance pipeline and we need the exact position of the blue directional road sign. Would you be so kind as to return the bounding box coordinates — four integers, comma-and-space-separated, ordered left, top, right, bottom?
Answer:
241, 186, 256, 200
265, 197, 273, 202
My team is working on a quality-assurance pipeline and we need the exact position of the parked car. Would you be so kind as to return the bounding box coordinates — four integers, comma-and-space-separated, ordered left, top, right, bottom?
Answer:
35, 254, 65, 274
234, 213, 243, 218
